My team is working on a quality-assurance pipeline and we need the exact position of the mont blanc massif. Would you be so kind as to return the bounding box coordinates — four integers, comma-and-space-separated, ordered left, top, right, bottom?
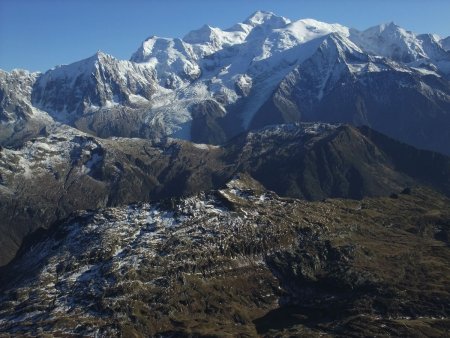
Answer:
1, 11, 450, 337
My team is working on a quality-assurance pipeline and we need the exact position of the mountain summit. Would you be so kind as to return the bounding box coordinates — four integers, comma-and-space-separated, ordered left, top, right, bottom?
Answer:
243, 10, 291, 27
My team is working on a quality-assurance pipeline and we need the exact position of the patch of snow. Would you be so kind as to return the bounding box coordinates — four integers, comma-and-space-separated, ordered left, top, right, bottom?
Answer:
192, 143, 214, 150
410, 67, 441, 77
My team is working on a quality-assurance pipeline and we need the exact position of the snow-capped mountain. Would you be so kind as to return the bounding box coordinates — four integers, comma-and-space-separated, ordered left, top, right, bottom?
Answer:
1, 11, 450, 153
33, 52, 157, 117
351, 22, 438, 62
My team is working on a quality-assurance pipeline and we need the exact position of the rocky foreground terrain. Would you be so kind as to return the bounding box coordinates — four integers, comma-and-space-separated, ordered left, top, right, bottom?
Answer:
0, 175, 449, 336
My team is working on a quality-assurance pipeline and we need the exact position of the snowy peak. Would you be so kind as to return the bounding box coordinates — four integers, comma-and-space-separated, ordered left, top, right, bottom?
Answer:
130, 35, 191, 63
360, 21, 415, 42
183, 24, 217, 44
32, 51, 157, 118
183, 23, 248, 50
130, 35, 201, 87
350, 22, 427, 63
370, 21, 400, 34
415, 33, 450, 63
90, 50, 110, 62
319, 32, 364, 60
263, 18, 351, 56
181, 12, 291, 56
243, 10, 290, 28
285, 18, 350, 41
38, 50, 118, 85
349, 23, 450, 71
127, 13, 450, 96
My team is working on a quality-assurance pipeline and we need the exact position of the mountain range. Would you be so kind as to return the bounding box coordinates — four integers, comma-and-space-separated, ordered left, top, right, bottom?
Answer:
1, 11, 450, 154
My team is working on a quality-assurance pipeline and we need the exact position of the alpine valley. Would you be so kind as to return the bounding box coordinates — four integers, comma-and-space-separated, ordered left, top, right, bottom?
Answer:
0, 11, 450, 337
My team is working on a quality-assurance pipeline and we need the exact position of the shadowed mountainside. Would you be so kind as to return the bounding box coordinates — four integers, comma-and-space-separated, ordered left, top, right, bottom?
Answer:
1, 123, 450, 266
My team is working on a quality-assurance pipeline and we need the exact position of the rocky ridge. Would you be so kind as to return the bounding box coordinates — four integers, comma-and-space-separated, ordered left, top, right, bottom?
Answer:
1, 122, 450, 267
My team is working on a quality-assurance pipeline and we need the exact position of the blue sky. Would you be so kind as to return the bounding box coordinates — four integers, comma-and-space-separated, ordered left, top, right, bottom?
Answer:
1, 0, 450, 72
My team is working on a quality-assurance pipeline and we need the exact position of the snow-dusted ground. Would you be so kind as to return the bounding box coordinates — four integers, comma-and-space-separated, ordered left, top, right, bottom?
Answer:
0, 180, 285, 334
0, 124, 101, 182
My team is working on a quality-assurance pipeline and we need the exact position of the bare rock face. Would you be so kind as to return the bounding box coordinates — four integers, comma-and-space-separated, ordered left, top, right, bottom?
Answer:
31, 52, 157, 117
0, 178, 449, 337
0, 70, 52, 147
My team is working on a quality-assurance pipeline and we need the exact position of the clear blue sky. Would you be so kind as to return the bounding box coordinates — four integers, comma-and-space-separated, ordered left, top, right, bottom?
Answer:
1, 0, 449, 72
